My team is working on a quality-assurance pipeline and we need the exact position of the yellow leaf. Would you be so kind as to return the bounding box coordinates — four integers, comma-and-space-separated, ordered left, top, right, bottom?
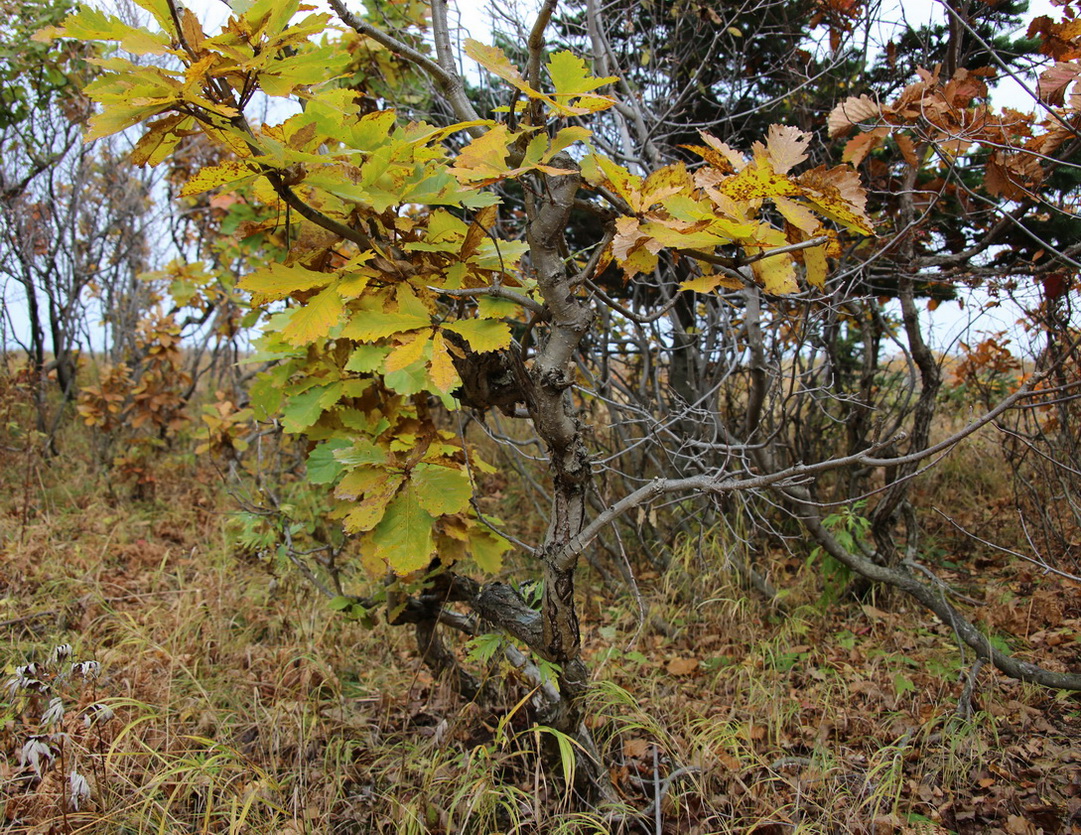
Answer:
803, 244, 828, 290
448, 124, 512, 182
444, 319, 512, 353
752, 251, 799, 295
129, 114, 188, 166
773, 196, 819, 234
281, 285, 343, 345
239, 263, 330, 301
179, 160, 255, 197
343, 473, 404, 533
679, 272, 744, 293
795, 165, 874, 236
429, 332, 460, 393
385, 332, 429, 372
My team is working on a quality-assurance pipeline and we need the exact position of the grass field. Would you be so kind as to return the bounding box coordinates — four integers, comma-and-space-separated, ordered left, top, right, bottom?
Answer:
1, 401, 1079, 834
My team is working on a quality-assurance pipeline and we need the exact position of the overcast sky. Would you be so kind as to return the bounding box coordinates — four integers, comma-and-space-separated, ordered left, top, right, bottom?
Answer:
0, 0, 1065, 356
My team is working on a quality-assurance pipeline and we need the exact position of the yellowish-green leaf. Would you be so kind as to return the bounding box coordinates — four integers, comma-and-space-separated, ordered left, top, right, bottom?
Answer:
54, 5, 172, 54
412, 463, 472, 516
342, 473, 405, 532
334, 466, 387, 501
469, 527, 511, 573
239, 263, 330, 301
444, 319, 512, 353
465, 39, 543, 100
281, 285, 344, 345
548, 50, 617, 98
130, 114, 189, 166
449, 124, 513, 182
342, 306, 430, 342
371, 485, 436, 574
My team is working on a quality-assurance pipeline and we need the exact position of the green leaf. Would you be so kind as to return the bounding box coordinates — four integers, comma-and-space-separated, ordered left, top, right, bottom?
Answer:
384, 359, 431, 395
342, 309, 430, 342
306, 438, 351, 484
345, 344, 389, 373
444, 319, 512, 353
334, 439, 387, 468
280, 382, 341, 433
371, 485, 436, 574
412, 463, 472, 516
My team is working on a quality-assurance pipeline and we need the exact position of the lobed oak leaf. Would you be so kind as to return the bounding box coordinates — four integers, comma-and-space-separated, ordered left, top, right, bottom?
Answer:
802, 243, 829, 290
547, 50, 617, 98
679, 272, 744, 293
773, 196, 819, 234
696, 132, 747, 170
448, 125, 512, 182
795, 165, 873, 235
752, 251, 799, 295
464, 39, 557, 109
841, 127, 889, 167
334, 466, 388, 502
342, 473, 405, 533
1037, 60, 1081, 105
666, 657, 699, 676
130, 114, 189, 166
240, 263, 331, 301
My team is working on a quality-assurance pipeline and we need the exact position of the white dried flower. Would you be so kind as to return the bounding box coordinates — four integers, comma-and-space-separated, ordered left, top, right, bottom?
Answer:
71, 660, 101, 680
19, 736, 54, 776
42, 697, 65, 726
69, 771, 91, 810
82, 703, 115, 727
49, 644, 72, 666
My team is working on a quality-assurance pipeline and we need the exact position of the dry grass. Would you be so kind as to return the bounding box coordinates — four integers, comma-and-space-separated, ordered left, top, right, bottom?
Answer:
0, 410, 1078, 834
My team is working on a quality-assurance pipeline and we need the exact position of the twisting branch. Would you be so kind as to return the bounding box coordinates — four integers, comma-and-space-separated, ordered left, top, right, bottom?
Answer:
328, 0, 484, 135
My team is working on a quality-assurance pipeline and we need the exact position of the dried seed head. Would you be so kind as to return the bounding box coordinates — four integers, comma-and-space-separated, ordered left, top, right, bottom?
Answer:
71, 660, 101, 680
49, 645, 73, 666
42, 697, 65, 726
82, 702, 115, 727
69, 771, 91, 811
19, 736, 54, 776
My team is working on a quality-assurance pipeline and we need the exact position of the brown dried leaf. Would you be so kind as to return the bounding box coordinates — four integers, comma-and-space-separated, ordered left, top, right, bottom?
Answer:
827, 95, 881, 138
765, 124, 811, 175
